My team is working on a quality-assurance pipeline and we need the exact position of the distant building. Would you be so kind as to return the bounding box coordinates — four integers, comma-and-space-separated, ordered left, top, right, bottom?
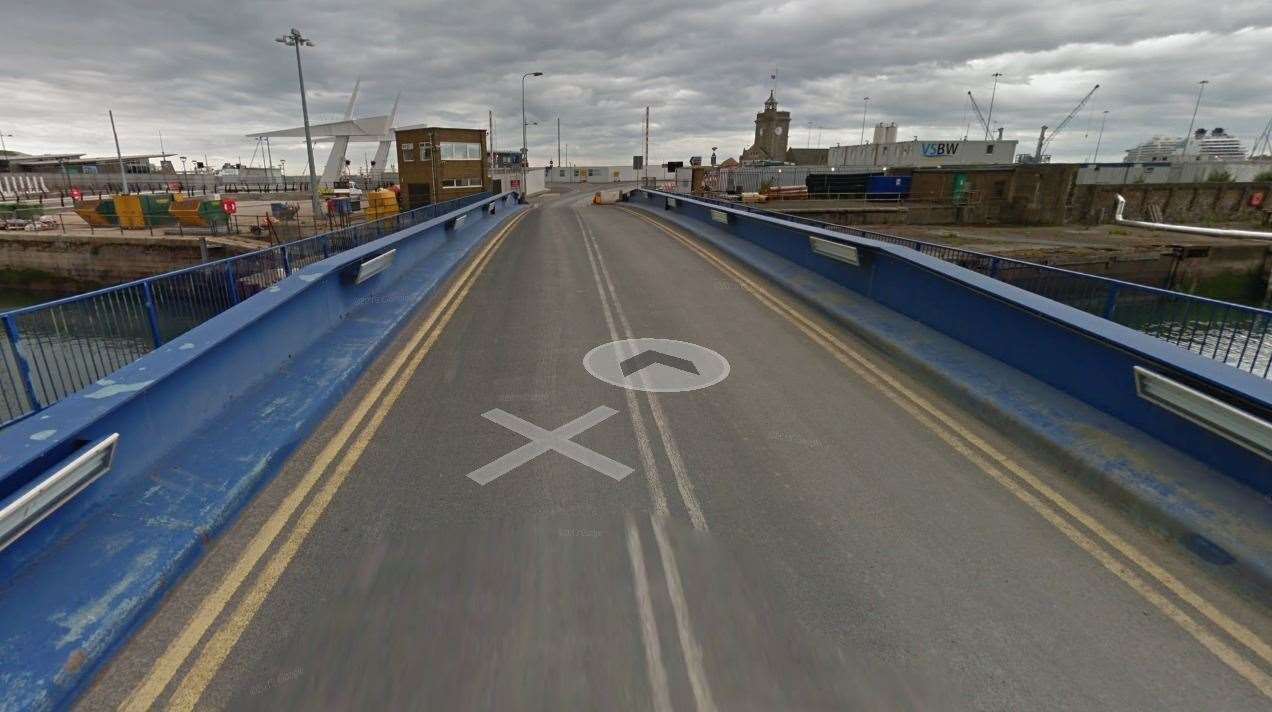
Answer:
784, 148, 829, 166
829, 123, 1016, 168
1123, 128, 1248, 162
546, 164, 676, 184
217, 164, 279, 181
394, 124, 488, 209
0, 150, 172, 174
740, 91, 791, 163
490, 150, 522, 170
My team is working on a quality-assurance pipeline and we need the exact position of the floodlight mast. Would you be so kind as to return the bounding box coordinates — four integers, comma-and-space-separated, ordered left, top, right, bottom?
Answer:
276, 29, 322, 219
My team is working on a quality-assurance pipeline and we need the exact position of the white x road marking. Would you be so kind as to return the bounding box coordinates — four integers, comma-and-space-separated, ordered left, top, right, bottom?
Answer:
467, 406, 635, 485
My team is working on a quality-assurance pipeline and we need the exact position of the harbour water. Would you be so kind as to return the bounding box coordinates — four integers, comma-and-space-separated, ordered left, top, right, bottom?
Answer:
0, 289, 47, 313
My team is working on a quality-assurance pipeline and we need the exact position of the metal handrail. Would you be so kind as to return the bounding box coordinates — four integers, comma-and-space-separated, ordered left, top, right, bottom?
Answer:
0, 192, 503, 426
650, 189, 1272, 380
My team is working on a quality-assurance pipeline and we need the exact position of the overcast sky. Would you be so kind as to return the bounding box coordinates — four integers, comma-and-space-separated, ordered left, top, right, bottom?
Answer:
6, 0, 1271, 173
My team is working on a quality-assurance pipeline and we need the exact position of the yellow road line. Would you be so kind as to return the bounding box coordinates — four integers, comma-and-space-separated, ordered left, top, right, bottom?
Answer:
121, 210, 528, 711
619, 207, 1272, 697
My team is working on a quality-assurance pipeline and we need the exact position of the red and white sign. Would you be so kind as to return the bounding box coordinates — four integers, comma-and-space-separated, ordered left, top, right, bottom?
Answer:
511, 179, 522, 189
69, 188, 82, 201
221, 198, 238, 214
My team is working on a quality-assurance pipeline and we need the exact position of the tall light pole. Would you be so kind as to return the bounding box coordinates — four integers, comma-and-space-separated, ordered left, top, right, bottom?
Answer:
1092, 110, 1109, 163
108, 110, 129, 194
0, 130, 13, 176
984, 72, 1003, 141
263, 137, 275, 186
1180, 79, 1209, 159
521, 71, 543, 203
860, 97, 870, 144
276, 28, 322, 219
180, 156, 188, 195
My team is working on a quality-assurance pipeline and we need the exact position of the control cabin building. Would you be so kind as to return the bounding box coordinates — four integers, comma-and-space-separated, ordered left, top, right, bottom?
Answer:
394, 125, 488, 209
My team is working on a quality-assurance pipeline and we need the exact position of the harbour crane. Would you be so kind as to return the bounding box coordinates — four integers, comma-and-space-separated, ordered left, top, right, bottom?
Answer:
967, 91, 991, 140
1034, 84, 1100, 162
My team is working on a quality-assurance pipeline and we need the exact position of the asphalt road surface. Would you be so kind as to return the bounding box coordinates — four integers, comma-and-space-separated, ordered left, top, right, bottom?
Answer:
79, 184, 1272, 711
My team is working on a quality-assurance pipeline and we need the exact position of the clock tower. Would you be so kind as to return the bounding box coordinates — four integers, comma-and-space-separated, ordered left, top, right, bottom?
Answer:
741, 90, 791, 163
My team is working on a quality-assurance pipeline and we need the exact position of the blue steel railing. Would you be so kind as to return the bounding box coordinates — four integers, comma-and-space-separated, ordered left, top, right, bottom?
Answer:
0, 192, 497, 426
663, 191, 1272, 380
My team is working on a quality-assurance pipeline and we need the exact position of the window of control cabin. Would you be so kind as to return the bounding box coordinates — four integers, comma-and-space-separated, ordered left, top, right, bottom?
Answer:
441, 142, 482, 160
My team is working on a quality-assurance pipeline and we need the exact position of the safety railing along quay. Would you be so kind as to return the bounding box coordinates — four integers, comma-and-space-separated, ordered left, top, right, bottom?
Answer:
0, 192, 494, 426
678, 192, 1272, 380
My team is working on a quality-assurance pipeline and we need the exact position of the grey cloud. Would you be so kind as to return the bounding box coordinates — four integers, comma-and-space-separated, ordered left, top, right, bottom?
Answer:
3, 0, 1270, 170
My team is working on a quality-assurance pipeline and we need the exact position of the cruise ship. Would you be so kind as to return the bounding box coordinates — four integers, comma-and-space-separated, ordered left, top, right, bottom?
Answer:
1123, 128, 1247, 162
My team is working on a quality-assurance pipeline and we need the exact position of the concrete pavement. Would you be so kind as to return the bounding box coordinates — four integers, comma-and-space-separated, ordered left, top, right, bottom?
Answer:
76, 184, 1272, 710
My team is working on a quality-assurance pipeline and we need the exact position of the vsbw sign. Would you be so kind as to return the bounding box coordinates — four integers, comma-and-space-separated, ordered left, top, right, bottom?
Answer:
921, 142, 960, 158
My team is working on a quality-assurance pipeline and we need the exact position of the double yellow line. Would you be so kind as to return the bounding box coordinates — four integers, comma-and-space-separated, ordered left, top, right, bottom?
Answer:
618, 206, 1272, 699
122, 209, 528, 712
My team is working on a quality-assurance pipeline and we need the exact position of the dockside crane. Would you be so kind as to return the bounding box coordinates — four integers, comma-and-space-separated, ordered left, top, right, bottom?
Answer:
1034, 84, 1100, 162
966, 91, 991, 140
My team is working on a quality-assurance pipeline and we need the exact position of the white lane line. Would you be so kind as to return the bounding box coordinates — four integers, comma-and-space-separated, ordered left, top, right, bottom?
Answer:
651, 514, 719, 712
577, 211, 670, 517
625, 514, 675, 712
576, 209, 708, 532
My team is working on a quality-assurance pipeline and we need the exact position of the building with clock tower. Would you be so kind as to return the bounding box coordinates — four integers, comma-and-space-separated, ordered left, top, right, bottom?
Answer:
740, 90, 791, 163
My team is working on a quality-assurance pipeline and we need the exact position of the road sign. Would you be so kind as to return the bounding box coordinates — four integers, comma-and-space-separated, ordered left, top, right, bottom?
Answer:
584, 338, 729, 393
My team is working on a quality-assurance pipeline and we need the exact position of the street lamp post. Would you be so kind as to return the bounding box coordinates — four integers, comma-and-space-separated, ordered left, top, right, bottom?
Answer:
276, 28, 323, 220
0, 130, 13, 177
521, 71, 543, 203
58, 157, 70, 200
180, 156, 188, 195
860, 97, 870, 144
1181, 79, 1209, 159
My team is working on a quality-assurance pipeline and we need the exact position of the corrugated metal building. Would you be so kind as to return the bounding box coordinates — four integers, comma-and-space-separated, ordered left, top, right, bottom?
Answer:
712, 165, 877, 193
829, 138, 1017, 169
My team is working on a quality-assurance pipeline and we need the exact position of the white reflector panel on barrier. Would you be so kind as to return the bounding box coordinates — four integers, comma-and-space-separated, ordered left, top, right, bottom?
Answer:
1133, 366, 1272, 460
0, 433, 119, 551
809, 236, 861, 267
353, 249, 397, 285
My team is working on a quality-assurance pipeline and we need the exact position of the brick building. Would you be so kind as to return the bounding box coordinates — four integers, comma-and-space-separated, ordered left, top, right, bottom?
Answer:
393, 125, 488, 209
740, 91, 790, 164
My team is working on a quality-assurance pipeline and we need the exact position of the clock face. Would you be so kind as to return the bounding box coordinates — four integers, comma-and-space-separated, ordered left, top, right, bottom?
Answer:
775, 126, 784, 136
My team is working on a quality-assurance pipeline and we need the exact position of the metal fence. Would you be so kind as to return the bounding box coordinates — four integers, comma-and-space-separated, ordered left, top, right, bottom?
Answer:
0, 192, 497, 426
9, 208, 386, 246
656, 191, 1272, 379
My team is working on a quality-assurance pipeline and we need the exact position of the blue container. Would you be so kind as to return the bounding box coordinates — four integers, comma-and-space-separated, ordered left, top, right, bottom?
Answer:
866, 175, 911, 198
